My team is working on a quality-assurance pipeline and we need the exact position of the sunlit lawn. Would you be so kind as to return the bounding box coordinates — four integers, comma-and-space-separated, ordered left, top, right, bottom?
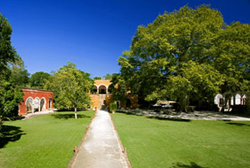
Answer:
0, 111, 94, 168
112, 112, 250, 168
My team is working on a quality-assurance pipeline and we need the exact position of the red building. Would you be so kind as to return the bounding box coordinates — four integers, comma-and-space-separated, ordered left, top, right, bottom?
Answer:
19, 88, 53, 116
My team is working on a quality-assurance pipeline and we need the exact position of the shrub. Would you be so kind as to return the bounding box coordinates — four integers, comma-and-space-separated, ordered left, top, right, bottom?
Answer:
109, 102, 117, 112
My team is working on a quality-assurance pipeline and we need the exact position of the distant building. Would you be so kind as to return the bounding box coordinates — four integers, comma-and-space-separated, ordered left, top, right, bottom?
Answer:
19, 88, 53, 116
90, 80, 138, 110
214, 93, 247, 111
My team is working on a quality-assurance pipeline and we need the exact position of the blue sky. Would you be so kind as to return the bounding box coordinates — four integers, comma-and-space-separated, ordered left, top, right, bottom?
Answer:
1, 0, 250, 78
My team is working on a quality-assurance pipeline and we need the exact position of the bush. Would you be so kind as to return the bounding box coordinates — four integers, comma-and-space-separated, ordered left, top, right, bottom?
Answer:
110, 102, 117, 112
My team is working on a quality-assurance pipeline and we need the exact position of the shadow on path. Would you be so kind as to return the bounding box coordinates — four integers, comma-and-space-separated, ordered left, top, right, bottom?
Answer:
171, 162, 207, 168
52, 113, 91, 119
0, 125, 25, 148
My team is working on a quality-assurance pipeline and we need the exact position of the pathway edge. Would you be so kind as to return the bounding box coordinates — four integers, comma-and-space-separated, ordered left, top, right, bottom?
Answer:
67, 110, 97, 168
109, 112, 132, 168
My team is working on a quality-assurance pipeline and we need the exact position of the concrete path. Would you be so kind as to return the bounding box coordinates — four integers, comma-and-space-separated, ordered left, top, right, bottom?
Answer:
71, 110, 128, 168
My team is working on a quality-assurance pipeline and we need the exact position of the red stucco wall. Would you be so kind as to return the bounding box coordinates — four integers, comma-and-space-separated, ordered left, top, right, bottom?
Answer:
19, 88, 53, 116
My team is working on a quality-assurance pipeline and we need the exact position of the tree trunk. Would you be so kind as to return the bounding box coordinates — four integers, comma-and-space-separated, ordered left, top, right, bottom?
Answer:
74, 107, 77, 119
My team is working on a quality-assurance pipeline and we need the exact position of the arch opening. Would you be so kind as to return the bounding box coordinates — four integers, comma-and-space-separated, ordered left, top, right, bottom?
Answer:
99, 85, 107, 94
40, 98, 46, 111
26, 97, 33, 114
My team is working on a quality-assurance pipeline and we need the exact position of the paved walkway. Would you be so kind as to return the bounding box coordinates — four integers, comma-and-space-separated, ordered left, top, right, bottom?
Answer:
24, 110, 54, 119
71, 110, 128, 168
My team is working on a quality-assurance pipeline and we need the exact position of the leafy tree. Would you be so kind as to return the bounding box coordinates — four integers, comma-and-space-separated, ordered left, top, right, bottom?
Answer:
45, 62, 93, 119
146, 61, 225, 111
103, 73, 112, 80
110, 74, 128, 101
0, 13, 19, 73
9, 59, 30, 87
93, 77, 102, 80
30, 72, 51, 89
0, 80, 24, 118
118, 5, 250, 111
0, 13, 24, 119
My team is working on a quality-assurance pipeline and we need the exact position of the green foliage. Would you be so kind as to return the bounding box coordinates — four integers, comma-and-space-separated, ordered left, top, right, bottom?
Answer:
109, 102, 117, 111
103, 73, 112, 80
30, 71, 51, 89
93, 76, 102, 80
0, 13, 19, 73
9, 59, 30, 87
118, 5, 250, 111
0, 13, 24, 118
45, 62, 93, 112
110, 74, 128, 101
0, 80, 24, 118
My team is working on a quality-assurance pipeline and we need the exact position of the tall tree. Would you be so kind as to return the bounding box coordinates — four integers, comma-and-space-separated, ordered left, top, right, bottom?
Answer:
118, 5, 250, 111
0, 13, 19, 73
0, 13, 24, 118
30, 72, 51, 89
45, 62, 93, 119
9, 59, 30, 87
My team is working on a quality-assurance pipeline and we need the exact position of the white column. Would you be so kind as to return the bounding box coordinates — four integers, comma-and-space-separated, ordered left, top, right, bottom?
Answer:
32, 103, 34, 113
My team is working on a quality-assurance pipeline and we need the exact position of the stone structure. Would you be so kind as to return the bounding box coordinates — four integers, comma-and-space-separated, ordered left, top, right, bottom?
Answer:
19, 88, 53, 115
214, 93, 247, 111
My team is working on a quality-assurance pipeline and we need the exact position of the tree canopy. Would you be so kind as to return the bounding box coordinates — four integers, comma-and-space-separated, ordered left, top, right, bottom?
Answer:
9, 59, 30, 87
0, 13, 24, 118
103, 73, 112, 80
93, 77, 102, 80
30, 71, 51, 89
117, 5, 250, 111
45, 62, 93, 119
0, 13, 19, 74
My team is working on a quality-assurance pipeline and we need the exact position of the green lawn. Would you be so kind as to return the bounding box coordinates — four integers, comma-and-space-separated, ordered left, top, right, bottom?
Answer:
0, 111, 94, 168
112, 112, 250, 168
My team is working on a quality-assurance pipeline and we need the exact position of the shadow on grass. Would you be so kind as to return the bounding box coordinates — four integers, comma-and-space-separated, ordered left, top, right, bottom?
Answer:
0, 125, 26, 148
171, 162, 207, 168
51, 113, 91, 119
147, 116, 191, 122
116, 110, 191, 122
226, 122, 250, 127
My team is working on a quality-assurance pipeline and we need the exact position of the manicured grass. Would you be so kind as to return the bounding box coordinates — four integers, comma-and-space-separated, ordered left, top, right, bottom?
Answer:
112, 113, 250, 168
0, 111, 94, 168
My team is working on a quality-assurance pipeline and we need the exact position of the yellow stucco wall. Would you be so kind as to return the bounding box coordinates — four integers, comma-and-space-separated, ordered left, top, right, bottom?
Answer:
94, 80, 111, 87
90, 94, 99, 109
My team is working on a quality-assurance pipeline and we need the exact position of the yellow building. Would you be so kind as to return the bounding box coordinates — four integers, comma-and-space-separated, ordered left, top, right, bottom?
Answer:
90, 80, 138, 110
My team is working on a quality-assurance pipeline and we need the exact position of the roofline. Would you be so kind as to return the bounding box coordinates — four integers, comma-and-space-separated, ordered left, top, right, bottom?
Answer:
21, 87, 53, 92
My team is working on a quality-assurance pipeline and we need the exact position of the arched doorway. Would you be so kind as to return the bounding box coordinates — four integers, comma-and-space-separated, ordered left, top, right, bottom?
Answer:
235, 94, 241, 105
40, 98, 46, 111
91, 85, 98, 94
99, 85, 107, 94
34, 97, 40, 112
26, 97, 33, 114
